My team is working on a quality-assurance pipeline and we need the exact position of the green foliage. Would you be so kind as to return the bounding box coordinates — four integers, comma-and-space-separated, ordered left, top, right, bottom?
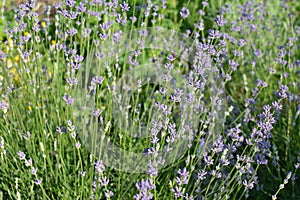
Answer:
0, 0, 299, 199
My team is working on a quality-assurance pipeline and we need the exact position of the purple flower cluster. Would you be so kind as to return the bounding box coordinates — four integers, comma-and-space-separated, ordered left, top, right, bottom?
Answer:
134, 178, 156, 200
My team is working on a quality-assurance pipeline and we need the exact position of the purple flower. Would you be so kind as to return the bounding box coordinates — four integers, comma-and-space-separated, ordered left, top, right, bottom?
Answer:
138, 29, 148, 37
66, 27, 78, 36
167, 54, 176, 61
255, 154, 268, 165
82, 28, 92, 38
212, 135, 225, 152
176, 168, 189, 185
34, 179, 42, 185
171, 88, 184, 102
22, 131, 31, 140
100, 21, 113, 31
202, 1, 208, 6
229, 60, 239, 71
74, 54, 84, 63
63, 94, 74, 105
220, 3, 231, 14
59, 10, 79, 19
272, 101, 282, 110
95, 160, 105, 174
105, 190, 114, 198
0, 51, 7, 60
75, 2, 86, 13
203, 153, 214, 165
93, 109, 102, 117
92, 76, 104, 84
269, 68, 276, 74
254, 49, 262, 57
100, 33, 108, 40
256, 79, 267, 87
238, 39, 246, 47
67, 77, 78, 86
56, 126, 67, 134
208, 29, 222, 39
71, 62, 81, 70
136, 179, 155, 191
30, 167, 37, 175
80, 171, 86, 177
197, 169, 207, 180
25, 158, 32, 167
18, 151, 26, 160
243, 180, 254, 189
171, 186, 184, 198
215, 15, 226, 26
147, 162, 159, 177
180, 7, 190, 19
159, 87, 167, 96
66, 0, 76, 7
134, 178, 155, 200
113, 30, 122, 43
75, 142, 81, 149
194, 20, 205, 30
120, 1, 130, 12
275, 85, 289, 99
130, 16, 137, 22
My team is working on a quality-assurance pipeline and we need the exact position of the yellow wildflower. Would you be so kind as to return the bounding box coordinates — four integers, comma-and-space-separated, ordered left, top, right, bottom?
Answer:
14, 74, 19, 82
51, 40, 56, 46
7, 38, 13, 44
23, 85, 28, 95
14, 55, 20, 63
41, 21, 46, 28
9, 67, 17, 74
7, 38, 13, 47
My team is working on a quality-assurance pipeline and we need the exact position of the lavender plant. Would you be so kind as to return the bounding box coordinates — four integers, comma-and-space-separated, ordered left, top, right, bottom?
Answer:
0, 0, 299, 199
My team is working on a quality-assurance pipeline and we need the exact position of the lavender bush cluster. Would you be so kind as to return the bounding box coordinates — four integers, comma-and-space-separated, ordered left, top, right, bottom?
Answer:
0, 0, 299, 199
